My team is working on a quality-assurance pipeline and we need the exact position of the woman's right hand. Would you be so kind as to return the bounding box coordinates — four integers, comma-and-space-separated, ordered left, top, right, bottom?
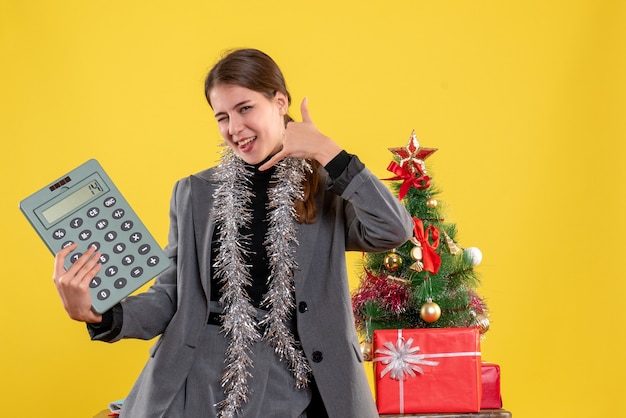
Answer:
52, 243, 103, 323
259, 97, 343, 171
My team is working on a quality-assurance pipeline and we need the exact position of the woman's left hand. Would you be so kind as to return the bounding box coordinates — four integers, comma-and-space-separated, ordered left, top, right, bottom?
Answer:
259, 97, 342, 170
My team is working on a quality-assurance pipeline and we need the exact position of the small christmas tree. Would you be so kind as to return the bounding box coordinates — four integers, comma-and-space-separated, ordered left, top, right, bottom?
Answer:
352, 131, 489, 359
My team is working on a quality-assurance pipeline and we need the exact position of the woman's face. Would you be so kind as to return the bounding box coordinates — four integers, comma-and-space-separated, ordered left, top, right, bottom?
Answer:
209, 84, 288, 165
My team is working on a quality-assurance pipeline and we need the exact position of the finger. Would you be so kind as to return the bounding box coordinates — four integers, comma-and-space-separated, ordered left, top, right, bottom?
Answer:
79, 255, 102, 287
300, 97, 312, 123
53, 243, 78, 282
75, 249, 101, 276
68, 245, 98, 273
258, 150, 286, 171
84, 311, 103, 324
78, 248, 101, 280
62, 246, 99, 286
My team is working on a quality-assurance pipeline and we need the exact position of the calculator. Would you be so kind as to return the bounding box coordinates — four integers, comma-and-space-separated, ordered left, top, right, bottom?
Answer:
19, 159, 170, 314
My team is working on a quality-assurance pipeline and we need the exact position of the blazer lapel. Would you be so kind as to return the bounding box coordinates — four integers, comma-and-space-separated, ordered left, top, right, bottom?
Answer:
294, 188, 324, 294
189, 171, 215, 304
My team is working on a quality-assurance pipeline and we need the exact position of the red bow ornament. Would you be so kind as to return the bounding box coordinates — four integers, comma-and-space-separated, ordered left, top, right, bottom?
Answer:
385, 161, 431, 200
410, 218, 441, 274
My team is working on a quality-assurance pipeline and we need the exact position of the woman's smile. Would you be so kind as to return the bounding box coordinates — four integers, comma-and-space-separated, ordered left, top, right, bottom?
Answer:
234, 135, 257, 151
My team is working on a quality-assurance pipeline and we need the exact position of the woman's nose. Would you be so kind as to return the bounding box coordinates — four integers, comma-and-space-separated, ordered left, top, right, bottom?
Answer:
228, 114, 243, 136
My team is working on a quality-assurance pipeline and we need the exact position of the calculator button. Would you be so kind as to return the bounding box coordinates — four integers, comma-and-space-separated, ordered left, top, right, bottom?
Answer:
112, 209, 125, 219
99, 254, 109, 264
95, 219, 109, 230
70, 252, 82, 263
69, 217, 83, 228
90, 277, 102, 288
88, 242, 101, 251
138, 244, 151, 255
114, 278, 127, 289
61, 240, 74, 249
103, 197, 117, 208
104, 266, 118, 277
121, 220, 134, 231
78, 230, 92, 241
129, 232, 142, 243
87, 207, 100, 218
96, 289, 111, 301
122, 255, 135, 266
104, 231, 117, 242
147, 256, 160, 267
113, 243, 126, 254
131, 267, 144, 278
52, 228, 66, 240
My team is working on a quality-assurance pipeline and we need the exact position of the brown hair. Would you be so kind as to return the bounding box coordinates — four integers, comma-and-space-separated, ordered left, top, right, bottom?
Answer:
205, 48, 319, 224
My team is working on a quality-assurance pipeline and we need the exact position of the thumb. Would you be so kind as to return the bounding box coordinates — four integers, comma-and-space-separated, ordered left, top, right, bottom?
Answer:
300, 97, 312, 123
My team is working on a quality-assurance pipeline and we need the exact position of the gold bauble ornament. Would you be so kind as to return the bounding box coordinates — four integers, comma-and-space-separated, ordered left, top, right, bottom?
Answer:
360, 340, 373, 361
383, 251, 403, 272
474, 314, 490, 334
426, 197, 438, 208
420, 298, 441, 323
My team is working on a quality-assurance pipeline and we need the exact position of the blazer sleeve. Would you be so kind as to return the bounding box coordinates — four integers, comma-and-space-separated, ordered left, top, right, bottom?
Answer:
327, 154, 413, 252
90, 180, 183, 343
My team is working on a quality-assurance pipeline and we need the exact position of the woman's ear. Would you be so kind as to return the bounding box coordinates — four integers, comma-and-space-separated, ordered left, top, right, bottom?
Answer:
274, 91, 289, 115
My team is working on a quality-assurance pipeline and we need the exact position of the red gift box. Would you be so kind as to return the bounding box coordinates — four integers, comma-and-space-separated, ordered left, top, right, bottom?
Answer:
481, 362, 503, 409
373, 328, 482, 414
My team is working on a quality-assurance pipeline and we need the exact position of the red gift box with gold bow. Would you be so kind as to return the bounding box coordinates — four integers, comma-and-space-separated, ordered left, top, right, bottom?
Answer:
373, 328, 482, 414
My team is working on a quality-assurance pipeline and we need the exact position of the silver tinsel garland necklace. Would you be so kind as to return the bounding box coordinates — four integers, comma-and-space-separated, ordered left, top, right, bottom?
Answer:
211, 148, 312, 418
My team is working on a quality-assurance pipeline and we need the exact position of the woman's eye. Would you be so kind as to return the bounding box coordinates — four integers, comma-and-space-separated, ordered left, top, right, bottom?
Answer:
240, 106, 252, 113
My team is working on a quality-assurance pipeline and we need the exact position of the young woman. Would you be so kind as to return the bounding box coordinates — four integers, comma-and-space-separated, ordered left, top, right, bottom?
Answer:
53, 48, 413, 418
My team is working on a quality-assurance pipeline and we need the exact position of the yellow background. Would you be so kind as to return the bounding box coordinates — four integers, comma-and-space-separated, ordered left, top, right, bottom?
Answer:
1, 1, 624, 417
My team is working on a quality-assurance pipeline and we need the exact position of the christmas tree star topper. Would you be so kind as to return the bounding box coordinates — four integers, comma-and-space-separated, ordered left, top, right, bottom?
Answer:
388, 130, 438, 175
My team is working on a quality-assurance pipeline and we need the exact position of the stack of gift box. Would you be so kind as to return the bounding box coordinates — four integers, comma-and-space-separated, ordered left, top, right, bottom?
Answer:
373, 327, 503, 414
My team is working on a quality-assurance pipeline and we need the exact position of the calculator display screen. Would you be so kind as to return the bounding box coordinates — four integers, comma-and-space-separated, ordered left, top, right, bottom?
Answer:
42, 180, 104, 224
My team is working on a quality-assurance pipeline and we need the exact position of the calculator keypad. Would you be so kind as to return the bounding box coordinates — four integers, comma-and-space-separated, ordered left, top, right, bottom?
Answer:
56, 193, 166, 311
20, 159, 170, 315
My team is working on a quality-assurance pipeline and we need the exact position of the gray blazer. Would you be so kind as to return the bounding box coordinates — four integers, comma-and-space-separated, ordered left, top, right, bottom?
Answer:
100, 157, 413, 417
